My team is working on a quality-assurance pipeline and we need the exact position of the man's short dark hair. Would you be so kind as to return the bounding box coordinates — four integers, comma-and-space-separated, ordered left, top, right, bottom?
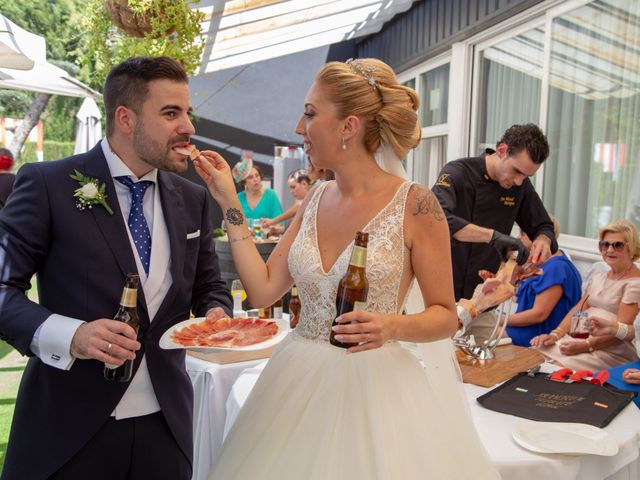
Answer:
497, 123, 549, 164
104, 56, 188, 136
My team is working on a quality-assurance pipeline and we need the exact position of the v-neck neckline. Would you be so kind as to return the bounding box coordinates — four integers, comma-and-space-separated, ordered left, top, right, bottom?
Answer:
314, 181, 408, 275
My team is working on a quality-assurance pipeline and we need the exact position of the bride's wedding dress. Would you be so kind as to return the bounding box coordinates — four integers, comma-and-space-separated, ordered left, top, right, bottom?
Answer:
209, 181, 500, 479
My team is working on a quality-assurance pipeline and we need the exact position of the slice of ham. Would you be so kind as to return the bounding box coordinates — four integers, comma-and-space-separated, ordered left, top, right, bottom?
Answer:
174, 144, 201, 160
171, 317, 278, 348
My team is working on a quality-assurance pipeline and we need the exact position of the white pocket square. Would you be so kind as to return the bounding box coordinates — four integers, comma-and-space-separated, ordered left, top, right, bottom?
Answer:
186, 230, 201, 239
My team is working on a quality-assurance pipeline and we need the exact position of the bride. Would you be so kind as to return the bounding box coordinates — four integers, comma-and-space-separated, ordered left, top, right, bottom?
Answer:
194, 58, 500, 479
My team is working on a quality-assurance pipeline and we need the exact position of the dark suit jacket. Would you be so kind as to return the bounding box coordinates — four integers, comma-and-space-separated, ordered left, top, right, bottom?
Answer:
0, 172, 16, 208
0, 143, 232, 479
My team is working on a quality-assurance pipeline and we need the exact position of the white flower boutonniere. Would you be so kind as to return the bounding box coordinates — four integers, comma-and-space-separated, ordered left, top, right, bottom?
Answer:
70, 169, 114, 215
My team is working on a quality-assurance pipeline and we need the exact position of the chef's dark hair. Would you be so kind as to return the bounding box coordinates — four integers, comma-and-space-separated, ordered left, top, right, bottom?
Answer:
104, 56, 188, 136
498, 124, 549, 164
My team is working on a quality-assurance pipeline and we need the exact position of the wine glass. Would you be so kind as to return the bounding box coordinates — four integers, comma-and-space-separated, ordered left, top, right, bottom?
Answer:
251, 219, 262, 239
231, 279, 247, 302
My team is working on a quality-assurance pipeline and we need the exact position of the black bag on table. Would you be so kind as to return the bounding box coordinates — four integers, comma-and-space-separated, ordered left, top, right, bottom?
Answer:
477, 372, 636, 428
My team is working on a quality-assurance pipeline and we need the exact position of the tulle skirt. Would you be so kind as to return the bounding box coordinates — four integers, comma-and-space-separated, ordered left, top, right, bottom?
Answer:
208, 335, 499, 480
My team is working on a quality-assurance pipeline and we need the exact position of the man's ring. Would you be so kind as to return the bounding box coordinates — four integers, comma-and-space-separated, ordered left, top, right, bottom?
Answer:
107, 343, 112, 353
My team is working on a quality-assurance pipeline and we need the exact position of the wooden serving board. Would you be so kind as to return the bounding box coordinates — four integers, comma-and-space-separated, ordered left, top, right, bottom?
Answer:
187, 344, 277, 364
455, 344, 544, 388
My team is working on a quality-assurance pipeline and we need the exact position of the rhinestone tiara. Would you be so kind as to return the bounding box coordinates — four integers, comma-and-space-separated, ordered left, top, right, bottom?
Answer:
346, 58, 377, 89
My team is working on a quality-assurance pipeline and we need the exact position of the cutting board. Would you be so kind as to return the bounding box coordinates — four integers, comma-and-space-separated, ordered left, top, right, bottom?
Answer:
456, 344, 544, 388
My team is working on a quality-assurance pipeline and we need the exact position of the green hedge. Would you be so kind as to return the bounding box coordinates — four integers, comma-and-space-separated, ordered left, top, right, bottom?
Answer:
14, 141, 75, 169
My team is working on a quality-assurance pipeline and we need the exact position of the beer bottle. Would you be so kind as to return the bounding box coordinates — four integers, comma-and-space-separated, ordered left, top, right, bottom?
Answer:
271, 297, 283, 319
104, 273, 140, 382
288, 286, 301, 328
330, 232, 369, 348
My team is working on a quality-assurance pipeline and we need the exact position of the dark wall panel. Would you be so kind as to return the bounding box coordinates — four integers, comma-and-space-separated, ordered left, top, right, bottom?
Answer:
358, 0, 543, 71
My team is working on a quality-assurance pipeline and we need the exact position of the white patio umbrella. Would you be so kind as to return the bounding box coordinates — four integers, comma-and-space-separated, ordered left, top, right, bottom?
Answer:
0, 15, 35, 70
73, 97, 102, 154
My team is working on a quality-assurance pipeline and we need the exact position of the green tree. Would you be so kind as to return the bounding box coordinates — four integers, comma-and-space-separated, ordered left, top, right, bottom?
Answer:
0, 0, 94, 158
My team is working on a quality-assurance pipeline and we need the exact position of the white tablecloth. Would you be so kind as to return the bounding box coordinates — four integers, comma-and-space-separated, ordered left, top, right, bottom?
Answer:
186, 355, 265, 480
223, 361, 640, 480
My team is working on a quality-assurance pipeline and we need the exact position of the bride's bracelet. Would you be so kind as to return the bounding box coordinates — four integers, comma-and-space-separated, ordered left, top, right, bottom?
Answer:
615, 322, 629, 340
228, 232, 253, 243
550, 328, 565, 339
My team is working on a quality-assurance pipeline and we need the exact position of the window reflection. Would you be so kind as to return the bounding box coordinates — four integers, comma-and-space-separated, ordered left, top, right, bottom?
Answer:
420, 64, 449, 127
543, 0, 640, 237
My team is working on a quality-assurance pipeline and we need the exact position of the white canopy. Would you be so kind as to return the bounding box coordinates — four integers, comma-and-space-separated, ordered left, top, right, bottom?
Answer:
0, 15, 35, 70
0, 14, 99, 98
196, 0, 413, 73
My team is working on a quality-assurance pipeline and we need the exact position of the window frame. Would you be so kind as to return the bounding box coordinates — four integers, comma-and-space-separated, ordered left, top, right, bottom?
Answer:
398, 52, 451, 185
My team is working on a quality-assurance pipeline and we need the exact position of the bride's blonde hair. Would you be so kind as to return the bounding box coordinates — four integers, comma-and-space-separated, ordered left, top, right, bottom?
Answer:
315, 58, 421, 159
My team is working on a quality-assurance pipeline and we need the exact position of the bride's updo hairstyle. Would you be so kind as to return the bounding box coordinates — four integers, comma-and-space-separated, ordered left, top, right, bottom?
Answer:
315, 58, 421, 159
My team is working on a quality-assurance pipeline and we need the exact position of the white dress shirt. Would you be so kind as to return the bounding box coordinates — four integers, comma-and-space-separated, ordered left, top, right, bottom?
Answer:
31, 138, 173, 419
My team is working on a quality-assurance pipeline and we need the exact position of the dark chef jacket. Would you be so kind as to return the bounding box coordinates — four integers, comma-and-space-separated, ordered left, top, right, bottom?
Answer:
432, 150, 556, 301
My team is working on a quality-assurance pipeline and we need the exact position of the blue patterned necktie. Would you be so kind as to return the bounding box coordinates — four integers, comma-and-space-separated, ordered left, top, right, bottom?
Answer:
115, 176, 153, 274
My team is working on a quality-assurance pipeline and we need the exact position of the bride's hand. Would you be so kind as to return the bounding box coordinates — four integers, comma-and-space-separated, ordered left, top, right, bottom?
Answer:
331, 310, 394, 353
193, 150, 237, 204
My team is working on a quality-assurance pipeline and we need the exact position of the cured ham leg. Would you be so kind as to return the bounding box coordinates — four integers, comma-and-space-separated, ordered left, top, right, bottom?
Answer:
458, 259, 542, 322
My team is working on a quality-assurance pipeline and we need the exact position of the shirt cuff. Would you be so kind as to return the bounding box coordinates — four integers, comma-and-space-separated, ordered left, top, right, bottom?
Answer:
31, 315, 85, 370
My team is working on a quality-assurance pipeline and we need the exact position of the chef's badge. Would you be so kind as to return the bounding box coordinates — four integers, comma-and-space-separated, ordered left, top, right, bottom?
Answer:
435, 173, 451, 187
500, 195, 515, 207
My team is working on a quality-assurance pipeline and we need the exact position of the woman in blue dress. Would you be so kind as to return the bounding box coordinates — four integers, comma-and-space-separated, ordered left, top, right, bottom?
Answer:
506, 217, 582, 346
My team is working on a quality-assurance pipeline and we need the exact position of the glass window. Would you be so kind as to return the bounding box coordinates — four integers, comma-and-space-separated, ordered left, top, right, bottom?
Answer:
543, 0, 640, 237
475, 27, 544, 149
412, 136, 448, 187
403, 78, 415, 90
420, 64, 449, 126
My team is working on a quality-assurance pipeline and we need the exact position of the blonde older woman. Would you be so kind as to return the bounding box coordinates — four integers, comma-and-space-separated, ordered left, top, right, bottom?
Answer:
531, 219, 640, 371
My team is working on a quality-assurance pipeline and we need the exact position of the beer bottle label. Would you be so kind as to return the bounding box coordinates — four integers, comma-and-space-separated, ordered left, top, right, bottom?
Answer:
120, 288, 137, 308
353, 301, 366, 311
350, 246, 367, 268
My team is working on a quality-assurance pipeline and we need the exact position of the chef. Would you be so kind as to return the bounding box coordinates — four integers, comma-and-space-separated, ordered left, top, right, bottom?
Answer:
432, 123, 557, 303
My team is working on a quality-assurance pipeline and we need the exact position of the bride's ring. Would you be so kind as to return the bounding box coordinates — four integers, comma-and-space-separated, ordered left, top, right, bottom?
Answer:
107, 343, 112, 354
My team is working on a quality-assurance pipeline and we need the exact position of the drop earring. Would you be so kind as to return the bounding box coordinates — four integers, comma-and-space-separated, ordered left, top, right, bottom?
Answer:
341, 136, 347, 150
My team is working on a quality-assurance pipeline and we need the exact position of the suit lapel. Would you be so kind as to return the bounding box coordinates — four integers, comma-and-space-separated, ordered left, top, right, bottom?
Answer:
81, 144, 150, 321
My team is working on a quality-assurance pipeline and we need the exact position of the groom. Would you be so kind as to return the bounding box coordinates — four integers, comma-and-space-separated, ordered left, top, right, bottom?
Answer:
0, 57, 232, 479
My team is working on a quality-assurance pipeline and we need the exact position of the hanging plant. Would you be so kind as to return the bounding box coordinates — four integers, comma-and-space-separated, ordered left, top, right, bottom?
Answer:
82, 0, 206, 84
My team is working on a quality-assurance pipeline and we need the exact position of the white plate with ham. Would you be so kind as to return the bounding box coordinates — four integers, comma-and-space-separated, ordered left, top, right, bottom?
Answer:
160, 316, 289, 352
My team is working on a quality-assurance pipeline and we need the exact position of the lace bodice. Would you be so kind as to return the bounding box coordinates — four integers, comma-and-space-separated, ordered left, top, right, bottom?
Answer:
288, 181, 414, 343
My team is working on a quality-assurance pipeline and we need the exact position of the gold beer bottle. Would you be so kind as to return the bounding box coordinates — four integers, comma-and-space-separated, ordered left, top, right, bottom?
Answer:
330, 232, 369, 348
104, 273, 140, 382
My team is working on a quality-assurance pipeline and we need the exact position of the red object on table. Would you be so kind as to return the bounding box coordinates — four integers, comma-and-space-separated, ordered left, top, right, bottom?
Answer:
549, 368, 573, 382
590, 371, 610, 386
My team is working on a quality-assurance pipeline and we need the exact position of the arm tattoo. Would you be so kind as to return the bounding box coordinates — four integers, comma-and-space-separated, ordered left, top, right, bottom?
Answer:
413, 188, 445, 221
225, 207, 245, 226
